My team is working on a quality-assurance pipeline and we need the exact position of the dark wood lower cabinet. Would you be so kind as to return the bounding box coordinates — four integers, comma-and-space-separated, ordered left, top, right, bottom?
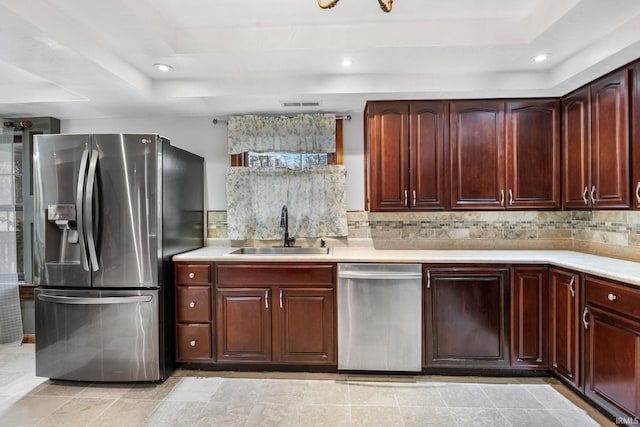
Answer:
278, 288, 335, 364
175, 260, 640, 424
511, 267, 549, 369
175, 263, 214, 363
217, 286, 335, 365
216, 288, 272, 363
549, 268, 581, 389
585, 276, 640, 420
215, 263, 337, 366
424, 266, 509, 368
176, 324, 212, 361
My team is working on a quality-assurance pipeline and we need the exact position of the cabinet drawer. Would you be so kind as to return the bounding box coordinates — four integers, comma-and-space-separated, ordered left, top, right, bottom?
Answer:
177, 324, 212, 361
177, 264, 211, 285
586, 276, 640, 320
217, 263, 335, 287
176, 286, 211, 323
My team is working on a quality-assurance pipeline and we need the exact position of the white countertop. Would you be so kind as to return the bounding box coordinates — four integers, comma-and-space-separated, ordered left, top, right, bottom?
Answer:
173, 247, 640, 288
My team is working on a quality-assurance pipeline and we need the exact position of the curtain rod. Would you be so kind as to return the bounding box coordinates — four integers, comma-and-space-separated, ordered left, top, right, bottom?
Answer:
212, 114, 351, 125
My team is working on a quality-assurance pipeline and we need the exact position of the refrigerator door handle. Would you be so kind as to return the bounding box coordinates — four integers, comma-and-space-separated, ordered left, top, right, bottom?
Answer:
85, 149, 100, 272
37, 294, 153, 305
76, 148, 91, 271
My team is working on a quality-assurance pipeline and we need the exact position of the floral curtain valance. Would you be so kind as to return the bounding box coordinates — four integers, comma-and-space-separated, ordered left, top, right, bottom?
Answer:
227, 114, 336, 154
226, 166, 348, 240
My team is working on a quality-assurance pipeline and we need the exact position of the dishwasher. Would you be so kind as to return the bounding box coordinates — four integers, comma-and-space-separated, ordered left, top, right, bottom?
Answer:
338, 263, 422, 372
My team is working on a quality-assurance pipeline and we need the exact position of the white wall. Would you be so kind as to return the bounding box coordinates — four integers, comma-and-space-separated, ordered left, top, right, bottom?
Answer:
342, 112, 365, 211
62, 115, 366, 211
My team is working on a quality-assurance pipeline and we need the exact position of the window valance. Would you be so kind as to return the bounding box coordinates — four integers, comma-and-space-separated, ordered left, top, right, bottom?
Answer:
227, 114, 336, 154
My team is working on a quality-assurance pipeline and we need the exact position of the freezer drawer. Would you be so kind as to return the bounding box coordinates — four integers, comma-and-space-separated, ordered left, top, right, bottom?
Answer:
35, 288, 160, 382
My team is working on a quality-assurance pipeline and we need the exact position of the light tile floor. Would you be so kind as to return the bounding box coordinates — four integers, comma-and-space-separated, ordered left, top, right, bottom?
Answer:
0, 344, 614, 426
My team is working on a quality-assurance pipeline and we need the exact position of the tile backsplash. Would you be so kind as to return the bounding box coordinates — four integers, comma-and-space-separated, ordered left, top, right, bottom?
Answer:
207, 210, 640, 262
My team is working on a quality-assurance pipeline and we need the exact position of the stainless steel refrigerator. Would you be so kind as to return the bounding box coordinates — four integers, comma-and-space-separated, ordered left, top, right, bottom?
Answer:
32, 134, 204, 382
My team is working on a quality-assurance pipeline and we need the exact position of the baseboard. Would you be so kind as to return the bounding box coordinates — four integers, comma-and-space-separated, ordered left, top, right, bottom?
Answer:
22, 334, 35, 344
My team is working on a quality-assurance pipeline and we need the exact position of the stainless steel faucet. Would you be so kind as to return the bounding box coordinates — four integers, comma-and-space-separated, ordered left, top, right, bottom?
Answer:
279, 205, 295, 247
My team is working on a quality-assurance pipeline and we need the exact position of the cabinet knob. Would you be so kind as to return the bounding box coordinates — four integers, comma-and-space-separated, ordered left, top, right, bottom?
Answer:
607, 293, 617, 302
188, 272, 195, 279
189, 301, 196, 308
189, 340, 197, 347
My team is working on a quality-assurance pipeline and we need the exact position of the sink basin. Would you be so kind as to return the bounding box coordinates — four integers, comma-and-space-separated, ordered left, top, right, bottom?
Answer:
227, 247, 331, 256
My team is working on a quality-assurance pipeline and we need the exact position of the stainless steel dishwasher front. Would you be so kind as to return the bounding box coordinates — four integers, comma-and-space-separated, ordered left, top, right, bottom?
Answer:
338, 263, 422, 372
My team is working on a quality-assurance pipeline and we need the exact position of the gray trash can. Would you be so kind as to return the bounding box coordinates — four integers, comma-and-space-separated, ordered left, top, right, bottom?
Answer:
0, 284, 23, 345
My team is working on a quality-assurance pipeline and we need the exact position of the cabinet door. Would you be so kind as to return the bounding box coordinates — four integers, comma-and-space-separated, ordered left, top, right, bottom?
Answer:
216, 288, 272, 363
511, 267, 549, 369
631, 61, 640, 209
450, 101, 505, 209
410, 101, 448, 209
585, 306, 640, 419
424, 266, 509, 367
590, 69, 630, 208
506, 100, 560, 209
276, 287, 336, 365
562, 87, 591, 209
549, 269, 581, 388
367, 101, 410, 211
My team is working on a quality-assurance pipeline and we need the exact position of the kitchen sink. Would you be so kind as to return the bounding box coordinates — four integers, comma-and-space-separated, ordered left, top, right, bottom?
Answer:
227, 247, 331, 255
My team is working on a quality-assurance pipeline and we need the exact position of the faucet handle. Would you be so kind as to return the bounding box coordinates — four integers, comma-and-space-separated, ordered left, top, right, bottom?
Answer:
320, 238, 326, 248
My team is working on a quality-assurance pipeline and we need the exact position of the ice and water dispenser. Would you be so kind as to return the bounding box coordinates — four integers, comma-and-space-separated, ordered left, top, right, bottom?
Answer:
43, 203, 84, 284
46, 204, 78, 263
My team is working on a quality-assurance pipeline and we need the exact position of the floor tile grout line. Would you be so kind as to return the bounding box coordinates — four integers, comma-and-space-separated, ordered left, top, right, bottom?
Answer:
83, 396, 120, 427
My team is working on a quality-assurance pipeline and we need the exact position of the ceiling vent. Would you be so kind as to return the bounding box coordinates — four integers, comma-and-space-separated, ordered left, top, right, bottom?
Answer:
280, 101, 321, 108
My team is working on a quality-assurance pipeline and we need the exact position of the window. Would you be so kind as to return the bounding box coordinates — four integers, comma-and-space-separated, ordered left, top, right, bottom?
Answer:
0, 129, 23, 282
225, 116, 347, 241
2, 117, 60, 285
247, 152, 328, 169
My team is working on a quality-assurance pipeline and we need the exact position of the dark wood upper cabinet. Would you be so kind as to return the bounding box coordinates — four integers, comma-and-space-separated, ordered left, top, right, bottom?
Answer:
450, 101, 505, 209
562, 86, 592, 209
366, 101, 447, 211
367, 101, 409, 210
563, 68, 630, 209
590, 69, 630, 208
506, 100, 561, 209
410, 102, 448, 209
364, 62, 634, 212
631, 61, 640, 209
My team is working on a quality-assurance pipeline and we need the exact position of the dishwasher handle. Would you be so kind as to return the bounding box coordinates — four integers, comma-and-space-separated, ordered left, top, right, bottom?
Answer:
338, 271, 422, 280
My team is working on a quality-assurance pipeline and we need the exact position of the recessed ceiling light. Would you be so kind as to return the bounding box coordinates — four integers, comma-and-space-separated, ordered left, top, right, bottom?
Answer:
154, 63, 174, 72
41, 37, 61, 49
341, 58, 352, 68
532, 54, 550, 63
